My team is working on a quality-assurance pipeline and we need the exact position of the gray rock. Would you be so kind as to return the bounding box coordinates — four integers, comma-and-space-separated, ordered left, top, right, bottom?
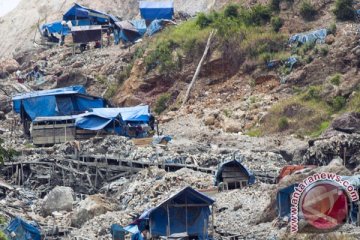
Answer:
41, 186, 74, 216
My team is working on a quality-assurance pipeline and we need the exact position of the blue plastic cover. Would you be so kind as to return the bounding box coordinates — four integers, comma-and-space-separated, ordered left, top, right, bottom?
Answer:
41, 21, 70, 35
214, 160, 255, 186
75, 106, 150, 130
135, 187, 214, 239
289, 28, 327, 45
63, 3, 109, 24
139, 1, 174, 21
5, 217, 41, 240
12, 86, 106, 120
130, 20, 147, 36
276, 184, 298, 218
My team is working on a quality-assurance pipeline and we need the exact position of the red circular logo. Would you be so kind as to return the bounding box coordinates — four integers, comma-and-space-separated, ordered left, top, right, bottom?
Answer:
300, 182, 348, 230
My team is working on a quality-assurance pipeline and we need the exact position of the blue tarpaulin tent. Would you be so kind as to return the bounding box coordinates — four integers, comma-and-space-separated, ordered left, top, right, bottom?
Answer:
5, 217, 41, 240
214, 160, 255, 187
276, 184, 298, 218
139, 1, 174, 21
12, 86, 107, 121
128, 186, 215, 239
75, 106, 151, 131
63, 3, 110, 26
146, 19, 175, 36
41, 21, 70, 36
289, 29, 327, 45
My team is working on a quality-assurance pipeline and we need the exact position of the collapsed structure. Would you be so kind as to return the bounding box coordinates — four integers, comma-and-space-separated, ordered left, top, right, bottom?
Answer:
12, 86, 154, 145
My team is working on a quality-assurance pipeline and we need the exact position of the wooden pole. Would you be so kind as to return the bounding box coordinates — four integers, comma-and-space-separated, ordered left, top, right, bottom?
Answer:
185, 197, 188, 234
211, 205, 215, 237
181, 30, 216, 107
167, 204, 171, 237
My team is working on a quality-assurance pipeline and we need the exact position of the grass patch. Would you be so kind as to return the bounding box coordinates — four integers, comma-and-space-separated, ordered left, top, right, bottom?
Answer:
154, 93, 171, 115
223, 109, 232, 118
278, 117, 289, 131
144, 3, 288, 74
246, 128, 262, 137
310, 120, 330, 137
330, 73, 341, 86
333, 0, 355, 21
271, 16, 283, 32
300, 1, 317, 21
95, 75, 107, 84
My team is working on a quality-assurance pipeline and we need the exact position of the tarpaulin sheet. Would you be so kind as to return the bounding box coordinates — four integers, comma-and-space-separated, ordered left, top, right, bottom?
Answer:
22, 95, 58, 120
75, 106, 150, 130
41, 21, 70, 35
139, 1, 174, 20
5, 217, 41, 240
289, 28, 327, 45
13, 86, 85, 102
136, 187, 214, 239
63, 3, 109, 24
130, 20, 147, 36
214, 160, 255, 186
276, 184, 298, 218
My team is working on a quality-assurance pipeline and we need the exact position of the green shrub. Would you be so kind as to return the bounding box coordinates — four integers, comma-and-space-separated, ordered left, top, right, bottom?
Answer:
333, 0, 355, 21
196, 13, 213, 29
0, 139, 18, 164
330, 74, 341, 86
330, 96, 346, 111
145, 40, 180, 74
303, 86, 321, 100
242, 4, 272, 26
270, 0, 281, 11
278, 117, 289, 131
224, 4, 240, 18
246, 128, 262, 137
327, 23, 337, 35
320, 46, 329, 56
0, 231, 7, 240
310, 121, 330, 137
300, 1, 317, 21
271, 16, 283, 32
154, 93, 171, 115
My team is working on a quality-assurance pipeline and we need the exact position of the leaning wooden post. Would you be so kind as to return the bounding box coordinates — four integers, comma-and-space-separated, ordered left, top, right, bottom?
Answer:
167, 204, 171, 237
181, 30, 216, 107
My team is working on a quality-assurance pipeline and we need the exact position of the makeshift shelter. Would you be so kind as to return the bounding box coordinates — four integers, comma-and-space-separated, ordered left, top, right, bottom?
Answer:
12, 86, 107, 137
114, 20, 143, 43
146, 19, 175, 36
75, 106, 153, 137
276, 184, 298, 218
289, 28, 327, 45
129, 186, 215, 239
139, 1, 174, 21
63, 3, 110, 26
215, 160, 255, 190
5, 217, 41, 240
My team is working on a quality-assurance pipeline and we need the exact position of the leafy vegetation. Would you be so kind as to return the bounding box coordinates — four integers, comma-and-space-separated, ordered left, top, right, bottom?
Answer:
330, 73, 341, 86
144, 3, 287, 75
330, 96, 346, 112
154, 93, 171, 115
299, 1, 317, 21
327, 23, 337, 35
246, 128, 262, 137
333, 0, 355, 21
278, 117, 289, 131
271, 16, 283, 32
0, 139, 18, 164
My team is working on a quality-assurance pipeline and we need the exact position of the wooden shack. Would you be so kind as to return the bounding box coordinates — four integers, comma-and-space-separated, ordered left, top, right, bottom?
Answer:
32, 116, 97, 145
215, 160, 255, 190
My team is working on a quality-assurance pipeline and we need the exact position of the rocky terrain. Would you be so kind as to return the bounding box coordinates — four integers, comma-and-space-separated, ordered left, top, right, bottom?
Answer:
1, 0, 360, 239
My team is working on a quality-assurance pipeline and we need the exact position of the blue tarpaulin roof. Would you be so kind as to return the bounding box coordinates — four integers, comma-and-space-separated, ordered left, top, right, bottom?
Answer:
75, 106, 151, 131
133, 186, 214, 238
63, 3, 109, 24
139, 1, 174, 21
289, 28, 327, 45
5, 217, 41, 240
12, 86, 106, 121
214, 160, 255, 186
41, 21, 70, 35
276, 184, 298, 218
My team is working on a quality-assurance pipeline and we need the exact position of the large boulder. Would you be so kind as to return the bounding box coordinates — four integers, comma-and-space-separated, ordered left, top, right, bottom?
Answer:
56, 70, 88, 88
71, 195, 114, 228
41, 186, 74, 216
0, 58, 19, 78
326, 112, 360, 135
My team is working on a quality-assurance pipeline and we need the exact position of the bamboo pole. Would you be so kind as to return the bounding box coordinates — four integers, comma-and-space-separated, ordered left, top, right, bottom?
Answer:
181, 30, 216, 107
